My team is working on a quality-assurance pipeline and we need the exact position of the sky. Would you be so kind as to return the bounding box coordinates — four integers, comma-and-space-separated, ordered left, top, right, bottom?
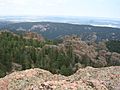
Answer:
0, 0, 120, 18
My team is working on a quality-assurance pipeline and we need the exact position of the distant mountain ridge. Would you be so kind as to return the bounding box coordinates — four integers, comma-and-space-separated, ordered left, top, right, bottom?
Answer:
0, 21, 120, 41
0, 16, 120, 28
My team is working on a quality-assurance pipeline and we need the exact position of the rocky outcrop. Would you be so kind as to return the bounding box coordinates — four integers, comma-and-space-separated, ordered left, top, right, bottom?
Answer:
0, 66, 120, 90
63, 35, 97, 59
109, 52, 120, 66
24, 32, 44, 42
69, 66, 120, 90
30, 24, 49, 32
62, 35, 120, 67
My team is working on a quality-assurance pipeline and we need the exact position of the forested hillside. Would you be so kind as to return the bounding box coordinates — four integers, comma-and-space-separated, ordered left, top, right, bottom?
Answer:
106, 40, 120, 53
0, 31, 120, 78
1, 22, 120, 41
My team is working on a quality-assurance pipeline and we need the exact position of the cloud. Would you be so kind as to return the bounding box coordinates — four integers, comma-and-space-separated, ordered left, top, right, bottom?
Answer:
0, 0, 70, 16
0, 0, 27, 7
0, 0, 69, 11
0, 0, 119, 18
0, 0, 67, 6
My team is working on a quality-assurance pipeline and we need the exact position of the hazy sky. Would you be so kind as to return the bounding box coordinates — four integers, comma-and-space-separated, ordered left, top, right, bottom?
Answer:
0, 0, 120, 18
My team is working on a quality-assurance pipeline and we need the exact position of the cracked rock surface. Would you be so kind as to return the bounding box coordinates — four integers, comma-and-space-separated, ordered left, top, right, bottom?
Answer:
0, 66, 120, 90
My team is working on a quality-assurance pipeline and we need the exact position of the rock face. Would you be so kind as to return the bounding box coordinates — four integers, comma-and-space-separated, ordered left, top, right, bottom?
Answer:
0, 66, 120, 90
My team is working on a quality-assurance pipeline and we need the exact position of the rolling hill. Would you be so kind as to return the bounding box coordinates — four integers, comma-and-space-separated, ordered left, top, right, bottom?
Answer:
0, 22, 120, 41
